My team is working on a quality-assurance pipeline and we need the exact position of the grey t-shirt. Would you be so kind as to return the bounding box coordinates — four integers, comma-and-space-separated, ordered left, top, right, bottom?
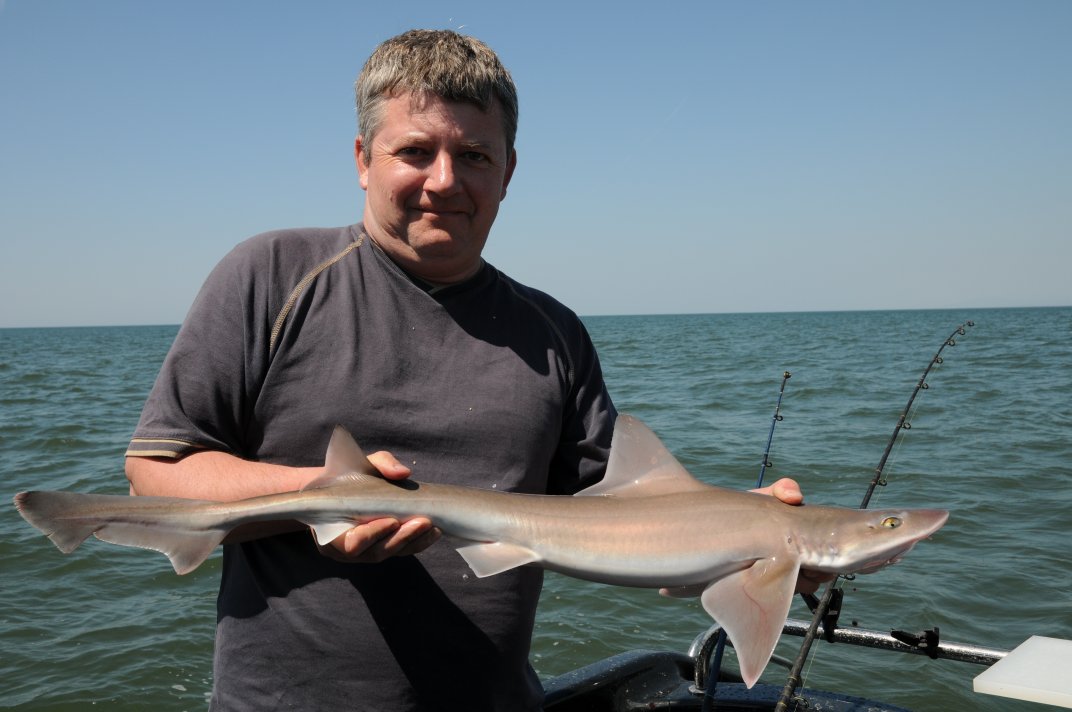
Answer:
128, 224, 616, 711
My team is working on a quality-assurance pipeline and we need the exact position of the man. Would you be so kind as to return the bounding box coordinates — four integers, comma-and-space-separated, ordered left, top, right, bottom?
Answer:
125, 29, 814, 711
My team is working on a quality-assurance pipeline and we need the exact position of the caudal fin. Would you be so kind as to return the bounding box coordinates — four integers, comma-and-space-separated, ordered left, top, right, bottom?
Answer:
14, 490, 225, 575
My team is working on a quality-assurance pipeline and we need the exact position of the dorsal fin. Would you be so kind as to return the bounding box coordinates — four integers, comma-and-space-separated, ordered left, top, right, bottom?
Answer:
302, 426, 382, 491
576, 414, 711, 497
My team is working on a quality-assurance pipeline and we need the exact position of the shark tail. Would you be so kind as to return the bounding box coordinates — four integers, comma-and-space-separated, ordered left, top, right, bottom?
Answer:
14, 490, 224, 575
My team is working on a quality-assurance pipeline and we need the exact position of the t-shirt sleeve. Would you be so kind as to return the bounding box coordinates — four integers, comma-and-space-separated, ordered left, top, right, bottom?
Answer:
547, 316, 617, 495
126, 242, 272, 459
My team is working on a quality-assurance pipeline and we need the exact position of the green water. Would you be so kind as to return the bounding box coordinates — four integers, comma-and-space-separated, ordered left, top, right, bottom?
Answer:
2, 308, 1070, 710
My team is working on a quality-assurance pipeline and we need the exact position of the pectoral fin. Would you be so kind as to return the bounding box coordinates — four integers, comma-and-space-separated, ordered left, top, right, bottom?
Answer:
456, 542, 541, 577
700, 556, 799, 688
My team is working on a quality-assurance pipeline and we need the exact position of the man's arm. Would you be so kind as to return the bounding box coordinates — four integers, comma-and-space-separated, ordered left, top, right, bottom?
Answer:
125, 451, 439, 561
126, 450, 316, 500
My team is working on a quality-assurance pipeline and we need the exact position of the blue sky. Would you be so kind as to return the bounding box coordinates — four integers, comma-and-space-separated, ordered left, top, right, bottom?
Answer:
1, 1, 1069, 327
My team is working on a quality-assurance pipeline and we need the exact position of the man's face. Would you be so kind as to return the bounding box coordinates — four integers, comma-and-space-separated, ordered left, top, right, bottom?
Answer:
356, 92, 516, 284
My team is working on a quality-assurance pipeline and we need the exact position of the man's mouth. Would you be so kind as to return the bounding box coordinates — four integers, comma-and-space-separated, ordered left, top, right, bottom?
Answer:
413, 204, 468, 216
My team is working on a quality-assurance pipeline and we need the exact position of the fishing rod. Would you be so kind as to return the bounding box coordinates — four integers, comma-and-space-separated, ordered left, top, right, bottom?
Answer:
758, 371, 792, 490
701, 370, 791, 712
773, 320, 974, 712
859, 321, 973, 509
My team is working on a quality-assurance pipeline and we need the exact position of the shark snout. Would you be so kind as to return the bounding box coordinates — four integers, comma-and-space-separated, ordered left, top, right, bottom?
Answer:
913, 509, 950, 538
855, 508, 949, 573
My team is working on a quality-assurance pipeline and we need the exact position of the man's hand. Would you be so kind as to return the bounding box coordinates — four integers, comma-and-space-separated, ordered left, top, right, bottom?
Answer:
751, 477, 804, 505
316, 450, 441, 563
752, 477, 835, 594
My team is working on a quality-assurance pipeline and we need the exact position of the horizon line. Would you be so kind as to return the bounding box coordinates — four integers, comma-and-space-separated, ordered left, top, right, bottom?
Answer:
1, 303, 1068, 331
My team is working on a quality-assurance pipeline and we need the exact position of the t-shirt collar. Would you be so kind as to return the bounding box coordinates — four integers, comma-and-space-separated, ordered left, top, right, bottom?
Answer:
359, 224, 493, 297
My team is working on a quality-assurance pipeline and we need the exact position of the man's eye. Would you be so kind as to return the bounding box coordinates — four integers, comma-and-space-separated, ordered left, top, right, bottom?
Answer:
463, 151, 488, 162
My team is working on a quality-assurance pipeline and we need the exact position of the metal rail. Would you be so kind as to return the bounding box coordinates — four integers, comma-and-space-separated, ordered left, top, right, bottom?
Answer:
780, 618, 1006, 667
691, 619, 1006, 691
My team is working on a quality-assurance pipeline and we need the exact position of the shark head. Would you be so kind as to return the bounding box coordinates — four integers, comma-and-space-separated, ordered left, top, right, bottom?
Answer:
800, 507, 949, 575
702, 504, 949, 689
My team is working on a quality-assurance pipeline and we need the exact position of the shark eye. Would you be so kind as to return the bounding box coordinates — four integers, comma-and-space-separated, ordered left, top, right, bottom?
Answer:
881, 516, 902, 528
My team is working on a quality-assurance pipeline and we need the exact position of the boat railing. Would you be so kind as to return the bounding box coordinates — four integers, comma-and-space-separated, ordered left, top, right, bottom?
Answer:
689, 618, 1008, 692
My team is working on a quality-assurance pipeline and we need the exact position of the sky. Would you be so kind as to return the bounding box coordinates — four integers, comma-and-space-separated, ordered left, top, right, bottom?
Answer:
1, 0, 1069, 327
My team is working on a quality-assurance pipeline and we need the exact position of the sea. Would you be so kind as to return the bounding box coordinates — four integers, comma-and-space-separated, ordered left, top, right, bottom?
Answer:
2, 307, 1070, 711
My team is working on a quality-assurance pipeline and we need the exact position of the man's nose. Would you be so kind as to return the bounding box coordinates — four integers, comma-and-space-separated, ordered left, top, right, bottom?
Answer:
425, 152, 462, 195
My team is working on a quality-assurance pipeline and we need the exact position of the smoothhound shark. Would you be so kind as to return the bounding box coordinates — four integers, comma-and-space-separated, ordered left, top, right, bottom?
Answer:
14, 414, 947, 687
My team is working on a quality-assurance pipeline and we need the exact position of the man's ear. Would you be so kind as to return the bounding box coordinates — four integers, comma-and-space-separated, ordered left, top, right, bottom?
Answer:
355, 136, 369, 190
500, 149, 517, 200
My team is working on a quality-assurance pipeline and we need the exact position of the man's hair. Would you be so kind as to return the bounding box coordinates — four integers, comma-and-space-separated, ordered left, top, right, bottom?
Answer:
355, 29, 519, 159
